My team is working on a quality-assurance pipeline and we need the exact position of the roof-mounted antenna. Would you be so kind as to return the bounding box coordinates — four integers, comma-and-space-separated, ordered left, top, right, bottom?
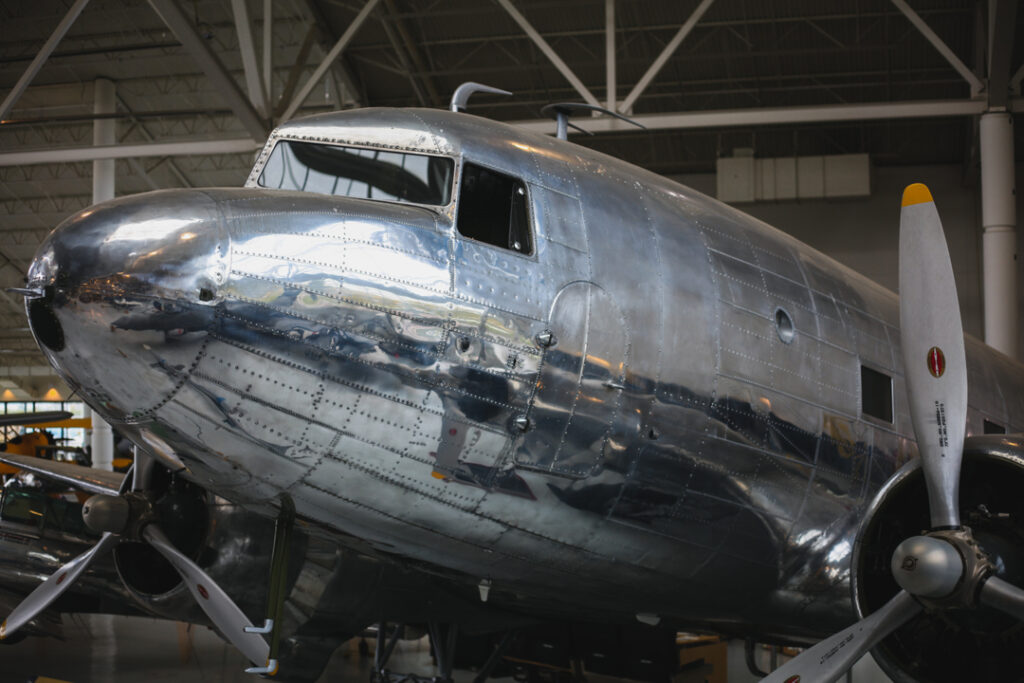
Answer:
450, 82, 513, 113
540, 102, 646, 140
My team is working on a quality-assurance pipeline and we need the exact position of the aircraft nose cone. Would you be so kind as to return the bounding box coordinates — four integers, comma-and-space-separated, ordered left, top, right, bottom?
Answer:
26, 190, 229, 422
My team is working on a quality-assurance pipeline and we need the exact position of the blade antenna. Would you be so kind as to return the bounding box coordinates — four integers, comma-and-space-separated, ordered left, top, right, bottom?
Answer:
540, 102, 646, 140
450, 82, 512, 112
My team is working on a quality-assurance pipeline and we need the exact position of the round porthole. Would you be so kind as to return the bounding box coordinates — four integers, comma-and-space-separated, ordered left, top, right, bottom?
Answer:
775, 308, 795, 344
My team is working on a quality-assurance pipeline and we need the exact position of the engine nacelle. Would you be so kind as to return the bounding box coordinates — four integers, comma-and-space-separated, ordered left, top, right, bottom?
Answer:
111, 466, 280, 624
852, 435, 1024, 682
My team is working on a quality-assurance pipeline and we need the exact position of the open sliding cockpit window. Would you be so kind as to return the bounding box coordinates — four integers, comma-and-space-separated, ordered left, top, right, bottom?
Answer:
457, 162, 533, 255
257, 139, 454, 206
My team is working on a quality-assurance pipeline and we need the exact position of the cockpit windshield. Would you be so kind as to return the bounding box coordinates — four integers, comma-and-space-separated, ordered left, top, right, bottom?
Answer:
257, 140, 454, 206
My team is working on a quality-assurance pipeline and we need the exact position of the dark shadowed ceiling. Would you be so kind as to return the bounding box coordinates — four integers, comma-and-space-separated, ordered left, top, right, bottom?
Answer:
0, 0, 1020, 383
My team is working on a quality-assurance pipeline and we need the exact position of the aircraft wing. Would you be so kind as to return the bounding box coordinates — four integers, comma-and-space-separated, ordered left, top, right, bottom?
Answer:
0, 453, 122, 496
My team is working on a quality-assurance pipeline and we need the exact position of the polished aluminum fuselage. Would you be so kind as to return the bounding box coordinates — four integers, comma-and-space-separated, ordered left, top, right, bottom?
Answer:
26, 108, 1024, 640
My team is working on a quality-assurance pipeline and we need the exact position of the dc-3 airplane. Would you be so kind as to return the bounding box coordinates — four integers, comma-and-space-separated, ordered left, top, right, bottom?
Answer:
2, 85, 1024, 682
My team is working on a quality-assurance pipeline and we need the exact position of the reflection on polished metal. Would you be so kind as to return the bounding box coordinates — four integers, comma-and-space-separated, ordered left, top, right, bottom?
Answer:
12, 105, 1024, 679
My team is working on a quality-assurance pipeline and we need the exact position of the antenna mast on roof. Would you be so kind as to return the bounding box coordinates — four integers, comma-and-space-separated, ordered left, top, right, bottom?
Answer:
540, 103, 646, 140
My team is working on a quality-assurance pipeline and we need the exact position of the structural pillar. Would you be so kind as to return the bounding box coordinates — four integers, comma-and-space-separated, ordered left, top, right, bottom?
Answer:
91, 78, 115, 471
980, 111, 1018, 360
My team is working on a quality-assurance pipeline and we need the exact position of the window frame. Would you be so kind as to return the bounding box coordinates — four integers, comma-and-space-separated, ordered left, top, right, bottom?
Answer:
453, 159, 537, 259
255, 138, 457, 208
859, 363, 894, 424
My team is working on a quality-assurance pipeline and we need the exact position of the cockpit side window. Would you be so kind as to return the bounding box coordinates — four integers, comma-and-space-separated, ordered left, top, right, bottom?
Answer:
456, 163, 533, 255
257, 140, 454, 206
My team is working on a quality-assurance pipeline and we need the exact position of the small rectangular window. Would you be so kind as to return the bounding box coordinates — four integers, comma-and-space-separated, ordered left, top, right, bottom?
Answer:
457, 163, 533, 255
861, 365, 893, 423
984, 419, 1006, 435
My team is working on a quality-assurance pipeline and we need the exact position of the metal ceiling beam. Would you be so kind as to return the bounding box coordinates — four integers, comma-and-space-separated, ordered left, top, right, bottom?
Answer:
510, 97, 1021, 135
620, 0, 716, 114
0, 139, 261, 167
280, 0, 381, 122
0, 0, 91, 122
1013, 64, 1024, 95
115, 94, 194, 188
382, 0, 441, 107
148, 0, 268, 141
275, 25, 318, 119
986, 0, 1017, 108
495, 0, 601, 107
299, 0, 366, 109
890, 0, 984, 94
231, 0, 269, 116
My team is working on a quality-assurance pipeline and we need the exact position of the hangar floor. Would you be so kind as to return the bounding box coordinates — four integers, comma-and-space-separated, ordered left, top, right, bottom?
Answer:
0, 613, 895, 682
0, 613, 418, 683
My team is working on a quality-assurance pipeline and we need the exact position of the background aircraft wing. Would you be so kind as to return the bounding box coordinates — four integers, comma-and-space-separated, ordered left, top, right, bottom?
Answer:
0, 452, 122, 495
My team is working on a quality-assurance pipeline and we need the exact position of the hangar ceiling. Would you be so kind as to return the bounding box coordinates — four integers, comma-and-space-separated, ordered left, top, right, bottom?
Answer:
0, 0, 1021, 391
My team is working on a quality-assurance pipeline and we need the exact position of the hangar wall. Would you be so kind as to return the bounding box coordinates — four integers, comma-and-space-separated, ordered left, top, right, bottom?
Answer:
671, 163, 1024, 360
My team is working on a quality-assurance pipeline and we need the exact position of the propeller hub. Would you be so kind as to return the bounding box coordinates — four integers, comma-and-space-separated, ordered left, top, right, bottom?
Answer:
82, 494, 131, 535
890, 527, 994, 609
82, 491, 156, 537
891, 535, 962, 598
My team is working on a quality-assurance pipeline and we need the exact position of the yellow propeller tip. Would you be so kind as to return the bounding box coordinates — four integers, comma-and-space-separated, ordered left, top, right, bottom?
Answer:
902, 183, 933, 207
0, 620, 6, 640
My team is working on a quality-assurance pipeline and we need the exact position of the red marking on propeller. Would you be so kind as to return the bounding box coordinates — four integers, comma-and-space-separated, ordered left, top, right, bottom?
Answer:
785, 677, 800, 683
56, 573, 67, 586
927, 346, 946, 378
197, 584, 210, 600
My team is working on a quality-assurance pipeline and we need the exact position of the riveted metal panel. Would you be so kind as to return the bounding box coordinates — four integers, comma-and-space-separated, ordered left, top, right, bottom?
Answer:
516, 282, 627, 478
533, 185, 587, 253
719, 305, 773, 387
710, 250, 770, 314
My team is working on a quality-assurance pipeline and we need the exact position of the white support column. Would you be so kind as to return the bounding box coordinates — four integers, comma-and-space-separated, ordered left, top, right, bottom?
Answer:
980, 111, 1018, 359
92, 78, 115, 202
605, 0, 616, 111
91, 78, 115, 472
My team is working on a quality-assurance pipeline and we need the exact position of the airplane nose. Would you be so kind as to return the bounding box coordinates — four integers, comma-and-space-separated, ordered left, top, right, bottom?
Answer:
26, 190, 229, 422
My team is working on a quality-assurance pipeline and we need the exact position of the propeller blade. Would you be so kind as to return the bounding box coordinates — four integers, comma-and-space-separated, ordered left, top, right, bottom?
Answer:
761, 591, 921, 683
142, 524, 270, 667
0, 532, 118, 640
979, 575, 1024, 622
898, 183, 968, 529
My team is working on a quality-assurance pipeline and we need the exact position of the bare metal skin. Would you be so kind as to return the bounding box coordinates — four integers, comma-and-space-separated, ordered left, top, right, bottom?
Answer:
22, 108, 1024, 651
